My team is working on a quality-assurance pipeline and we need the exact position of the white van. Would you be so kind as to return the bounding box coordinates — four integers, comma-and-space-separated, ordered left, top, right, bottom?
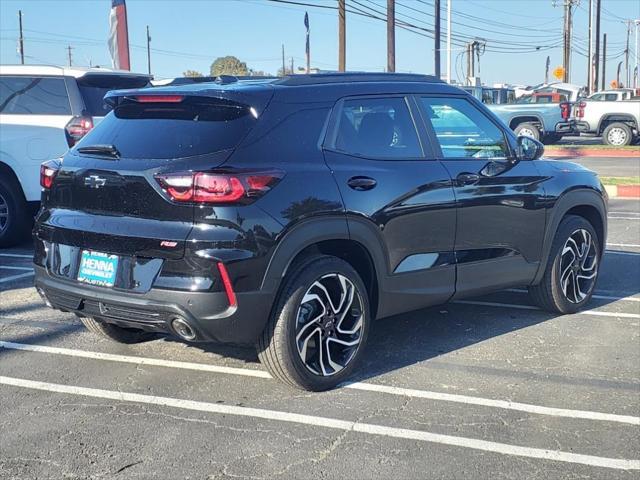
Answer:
0, 65, 150, 246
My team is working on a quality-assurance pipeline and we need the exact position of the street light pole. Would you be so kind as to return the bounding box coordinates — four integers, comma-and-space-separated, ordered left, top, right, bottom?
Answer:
18, 10, 24, 65
434, 0, 441, 78
587, 0, 593, 92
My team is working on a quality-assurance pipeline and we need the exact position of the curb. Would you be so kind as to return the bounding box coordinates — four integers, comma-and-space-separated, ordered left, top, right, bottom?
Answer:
604, 184, 640, 199
545, 147, 639, 158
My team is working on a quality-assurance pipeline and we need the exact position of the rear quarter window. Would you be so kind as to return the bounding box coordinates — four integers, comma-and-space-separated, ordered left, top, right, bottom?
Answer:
0, 76, 71, 115
74, 98, 256, 159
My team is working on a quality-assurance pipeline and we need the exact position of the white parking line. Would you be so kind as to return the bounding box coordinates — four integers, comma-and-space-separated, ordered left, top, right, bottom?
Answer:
0, 272, 34, 284
0, 376, 637, 470
0, 266, 33, 271
608, 216, 640, 220
606, 250, 640, 256
506, 288, 640, 303
607, 243, 640, 248
0, 254, 32, 259
1, 341, 638, 426
454, 300, 640, 319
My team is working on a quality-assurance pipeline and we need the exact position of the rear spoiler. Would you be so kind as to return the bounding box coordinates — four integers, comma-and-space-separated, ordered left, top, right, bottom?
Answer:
104, 85, 274, 117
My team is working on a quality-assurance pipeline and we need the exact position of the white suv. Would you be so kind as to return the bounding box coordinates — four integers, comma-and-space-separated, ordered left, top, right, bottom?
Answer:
0, 65, 150, 247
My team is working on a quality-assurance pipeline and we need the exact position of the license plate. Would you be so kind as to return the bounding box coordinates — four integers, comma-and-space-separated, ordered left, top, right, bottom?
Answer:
77, 250, 119, 287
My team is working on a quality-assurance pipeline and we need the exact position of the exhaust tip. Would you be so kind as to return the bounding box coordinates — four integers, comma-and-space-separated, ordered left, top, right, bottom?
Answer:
171, 317, 196, 341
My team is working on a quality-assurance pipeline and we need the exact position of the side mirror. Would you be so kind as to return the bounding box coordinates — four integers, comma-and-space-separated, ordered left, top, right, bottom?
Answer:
516, 135, 545, 161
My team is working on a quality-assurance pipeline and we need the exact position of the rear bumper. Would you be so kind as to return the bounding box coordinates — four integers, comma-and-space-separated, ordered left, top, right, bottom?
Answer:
34, 265, 273, 345
555, 121, 576, 134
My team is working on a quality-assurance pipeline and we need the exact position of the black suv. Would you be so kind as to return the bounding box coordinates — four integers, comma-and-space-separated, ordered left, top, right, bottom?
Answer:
34, 73, 607, 391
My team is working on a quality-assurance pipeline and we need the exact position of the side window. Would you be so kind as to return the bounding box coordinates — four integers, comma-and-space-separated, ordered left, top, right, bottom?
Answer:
334, 97, 422, 159
421, 97, 509, 160
0, 76, 71, 115
604, 94, 617, 101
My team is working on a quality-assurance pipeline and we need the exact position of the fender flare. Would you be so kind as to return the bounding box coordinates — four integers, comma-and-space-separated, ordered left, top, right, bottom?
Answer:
533, 188, 607, 285
259, 215, 390, 305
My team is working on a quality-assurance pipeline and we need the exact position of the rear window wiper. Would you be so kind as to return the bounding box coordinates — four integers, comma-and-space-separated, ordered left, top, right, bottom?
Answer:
76, 144, 121, 159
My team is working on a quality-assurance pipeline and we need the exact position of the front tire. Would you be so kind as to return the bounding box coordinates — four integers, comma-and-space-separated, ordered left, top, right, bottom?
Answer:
257, 255, 371, 391
602, 122, 633, 146
80, 317, 153, 344
529, 215, 601, 314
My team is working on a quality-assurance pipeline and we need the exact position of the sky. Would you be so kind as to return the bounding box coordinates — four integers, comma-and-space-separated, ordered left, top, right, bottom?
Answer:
1, 0, 639, 87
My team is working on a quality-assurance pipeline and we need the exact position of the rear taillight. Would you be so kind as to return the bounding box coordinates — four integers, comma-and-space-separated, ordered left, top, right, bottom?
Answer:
576, 101, 587, 118
40, 160, 60, 189
155, 171, 284, 205
559, 102, 571, 120
65, 115, 93, 147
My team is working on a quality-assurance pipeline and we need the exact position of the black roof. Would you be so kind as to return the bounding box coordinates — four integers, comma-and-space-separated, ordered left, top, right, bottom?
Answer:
275, 72, 444, 86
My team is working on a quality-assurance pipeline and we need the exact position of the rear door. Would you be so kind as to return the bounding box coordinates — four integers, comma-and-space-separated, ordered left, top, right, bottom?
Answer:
323, 95, 456, 318
417, 95, 547, 297
37, 95, 261, 273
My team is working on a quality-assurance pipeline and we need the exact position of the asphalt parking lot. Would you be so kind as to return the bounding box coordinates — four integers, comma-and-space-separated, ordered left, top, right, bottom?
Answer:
1, 197, 638, 479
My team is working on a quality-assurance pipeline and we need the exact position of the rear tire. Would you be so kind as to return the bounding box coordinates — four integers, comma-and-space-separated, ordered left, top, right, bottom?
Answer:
0, 177, 31, 248
602, 122, 633, 146
514, 122, 541, 141
257, 255, 371, 391
529, 215, 601, 314
80, 317, 153, 344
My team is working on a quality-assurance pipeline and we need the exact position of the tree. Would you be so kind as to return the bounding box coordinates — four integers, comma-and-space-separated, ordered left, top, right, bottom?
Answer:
276, 65, 294, 76
183, 70, 203, 78
210, 56, 248, 76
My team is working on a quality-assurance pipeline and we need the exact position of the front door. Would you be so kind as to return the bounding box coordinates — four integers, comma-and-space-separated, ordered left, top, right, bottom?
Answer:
417, 95, 547, 298
323, 95, 457, 318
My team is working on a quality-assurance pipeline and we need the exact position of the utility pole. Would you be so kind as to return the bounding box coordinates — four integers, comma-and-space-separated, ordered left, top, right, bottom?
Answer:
446, 0, 451, 83
387, 0, 395, 72
281, 44, 286, 75
67, 45, 73, 67
434, 0, 441, 78
632, 20, 636, 87
594, 0, 601, 91
290, 57, 294, 75
18, 10, 24, 64
561, 0, 577, 82
587, 0, 593, 93
636, 20, 639, 88
338, 0, 346, 72
146, 25, 151, 75
601, 32, 607, 90
625, 21, 630, 87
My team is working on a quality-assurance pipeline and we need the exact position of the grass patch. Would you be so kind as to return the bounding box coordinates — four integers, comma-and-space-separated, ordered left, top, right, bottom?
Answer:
600, 176, 640, 185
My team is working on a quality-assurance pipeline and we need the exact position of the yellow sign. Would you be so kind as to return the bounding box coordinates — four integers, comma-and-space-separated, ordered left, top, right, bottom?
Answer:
553, 66, 565, 80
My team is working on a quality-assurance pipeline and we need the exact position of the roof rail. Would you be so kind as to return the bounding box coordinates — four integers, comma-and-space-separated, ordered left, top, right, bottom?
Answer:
276, 72, 443, 86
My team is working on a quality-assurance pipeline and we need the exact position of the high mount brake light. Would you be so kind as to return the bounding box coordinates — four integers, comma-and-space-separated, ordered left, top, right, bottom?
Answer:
576, 101, 587, 118
135, 95, 185, 103
155, 171, 283, 204
65, 115, 93, 147
40, 160, 60, 189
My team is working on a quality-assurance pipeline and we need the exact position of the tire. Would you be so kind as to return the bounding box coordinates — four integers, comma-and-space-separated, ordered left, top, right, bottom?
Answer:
602, 122, 633, 146
0, 176, 31, 248
80, 317, 153, 344
514, 122, 541, 141
529, 215, 601, 314
257, 255, 371, 391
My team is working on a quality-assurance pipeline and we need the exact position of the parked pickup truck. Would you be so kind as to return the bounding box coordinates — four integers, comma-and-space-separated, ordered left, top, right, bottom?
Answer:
488, 101, 567, 144
487, 83, 584, 144
572, 99, 640, 146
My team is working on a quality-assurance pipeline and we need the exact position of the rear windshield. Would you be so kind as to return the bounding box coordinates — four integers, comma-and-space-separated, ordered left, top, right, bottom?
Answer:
76, 75, 150, 117
74, 98, 256, 159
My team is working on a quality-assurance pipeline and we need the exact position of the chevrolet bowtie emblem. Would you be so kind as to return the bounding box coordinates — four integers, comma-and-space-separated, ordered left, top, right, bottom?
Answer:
84, 175, 107, 189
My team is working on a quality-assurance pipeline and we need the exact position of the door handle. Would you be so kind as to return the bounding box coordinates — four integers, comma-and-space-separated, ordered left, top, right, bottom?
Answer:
456, 172, 480, 186
347, 176, 377, 191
